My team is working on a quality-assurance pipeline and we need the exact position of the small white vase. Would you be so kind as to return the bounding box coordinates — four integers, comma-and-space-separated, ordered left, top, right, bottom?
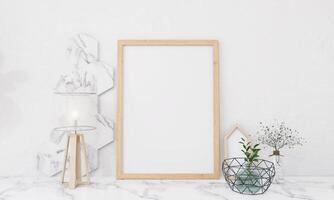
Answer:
270, 150, 284, 184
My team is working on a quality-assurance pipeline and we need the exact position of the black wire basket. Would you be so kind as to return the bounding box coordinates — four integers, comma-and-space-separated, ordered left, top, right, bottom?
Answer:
222, 157, 275, 195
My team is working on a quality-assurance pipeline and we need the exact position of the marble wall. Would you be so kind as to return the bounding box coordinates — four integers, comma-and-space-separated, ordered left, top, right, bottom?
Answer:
0, 0, 334, 177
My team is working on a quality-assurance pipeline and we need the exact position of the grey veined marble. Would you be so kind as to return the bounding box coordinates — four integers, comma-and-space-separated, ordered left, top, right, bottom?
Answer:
0, 177, 333, 200
37, 144, 98, 177
55, 33, 114, 95
37, 33, 115, 177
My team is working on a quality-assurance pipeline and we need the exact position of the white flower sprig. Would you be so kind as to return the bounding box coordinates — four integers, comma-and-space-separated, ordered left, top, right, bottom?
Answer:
257, 120, 305, 152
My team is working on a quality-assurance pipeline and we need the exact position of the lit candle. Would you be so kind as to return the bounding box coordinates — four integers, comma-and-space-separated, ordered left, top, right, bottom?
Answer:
71, 110, 79, 128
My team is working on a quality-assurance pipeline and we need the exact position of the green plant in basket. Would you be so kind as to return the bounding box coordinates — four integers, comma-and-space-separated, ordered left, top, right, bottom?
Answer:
235, 138, 262, 194
239, 138, 260, 169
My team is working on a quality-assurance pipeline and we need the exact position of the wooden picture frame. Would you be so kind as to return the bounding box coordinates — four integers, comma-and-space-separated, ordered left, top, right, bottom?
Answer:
223, 124, 251, 159
116, 40, 220, 179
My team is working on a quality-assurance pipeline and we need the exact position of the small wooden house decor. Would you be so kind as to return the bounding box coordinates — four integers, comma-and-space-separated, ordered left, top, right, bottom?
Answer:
223, 124, 251, 159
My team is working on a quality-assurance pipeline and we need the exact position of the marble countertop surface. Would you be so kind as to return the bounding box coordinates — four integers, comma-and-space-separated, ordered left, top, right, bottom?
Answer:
0, 177, 333, 200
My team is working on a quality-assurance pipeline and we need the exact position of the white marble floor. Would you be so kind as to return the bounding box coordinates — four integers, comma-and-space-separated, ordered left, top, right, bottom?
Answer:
0, 177, 333, 200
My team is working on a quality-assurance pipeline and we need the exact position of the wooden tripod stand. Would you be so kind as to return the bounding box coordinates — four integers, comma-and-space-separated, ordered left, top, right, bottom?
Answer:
61, 132, 90, 189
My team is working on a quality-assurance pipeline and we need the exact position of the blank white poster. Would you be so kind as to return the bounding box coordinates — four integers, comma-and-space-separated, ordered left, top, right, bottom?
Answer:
121, 45, 215, 175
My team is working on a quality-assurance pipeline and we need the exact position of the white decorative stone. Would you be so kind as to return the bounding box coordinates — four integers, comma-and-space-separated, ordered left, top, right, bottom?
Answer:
38, 33, 115, 177
49, 130, 66, 145
54, 69, 97, 94
66, 33, 114, 95
81, 61, 114, 95
54, 62, 113, 95
36, 144, 63, 176
37, 142, 98, 177
84, 114, 114, 149
37, 153, 61, 177
86, 144, 99, 173
96, 114, 114, 149
68, 33, 99, 65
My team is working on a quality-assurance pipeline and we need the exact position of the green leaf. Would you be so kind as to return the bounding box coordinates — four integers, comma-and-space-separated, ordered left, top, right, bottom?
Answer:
252, 150, 260, 154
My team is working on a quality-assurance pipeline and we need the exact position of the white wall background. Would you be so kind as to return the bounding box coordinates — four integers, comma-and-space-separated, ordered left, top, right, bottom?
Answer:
0, 0, 333, 177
